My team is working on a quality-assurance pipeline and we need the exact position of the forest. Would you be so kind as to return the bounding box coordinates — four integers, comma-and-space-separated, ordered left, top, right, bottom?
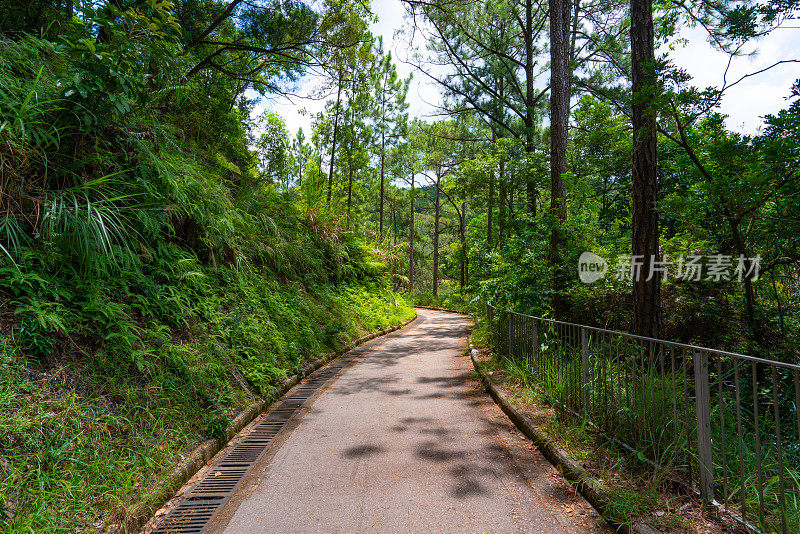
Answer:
0, 0, 798, 531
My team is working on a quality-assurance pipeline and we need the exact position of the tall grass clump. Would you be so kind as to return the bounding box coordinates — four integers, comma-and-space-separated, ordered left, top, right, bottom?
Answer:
488, 310, 800, 531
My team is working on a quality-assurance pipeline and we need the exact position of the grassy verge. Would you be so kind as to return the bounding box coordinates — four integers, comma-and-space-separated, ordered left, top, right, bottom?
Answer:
470, 325, 741, 533
478, 355, 742, 532
0, 274, 414, 532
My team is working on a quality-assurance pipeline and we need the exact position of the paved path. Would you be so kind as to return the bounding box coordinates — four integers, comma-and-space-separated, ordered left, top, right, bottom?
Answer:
208, 309, 608, 533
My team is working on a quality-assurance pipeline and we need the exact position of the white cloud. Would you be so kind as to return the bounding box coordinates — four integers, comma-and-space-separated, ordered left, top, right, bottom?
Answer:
257, 3, 798, 139
255, 0, 442, 139
666, 25, 799, 134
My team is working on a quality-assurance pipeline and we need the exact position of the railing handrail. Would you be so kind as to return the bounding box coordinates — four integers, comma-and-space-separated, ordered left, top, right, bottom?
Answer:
487, 303, 796, 532
488, 304, 800, 372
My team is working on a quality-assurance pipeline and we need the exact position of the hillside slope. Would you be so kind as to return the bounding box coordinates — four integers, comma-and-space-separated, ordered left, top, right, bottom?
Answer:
0, 27, 413, 531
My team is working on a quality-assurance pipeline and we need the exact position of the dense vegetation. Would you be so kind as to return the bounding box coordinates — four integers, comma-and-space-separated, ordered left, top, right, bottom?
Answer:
0, 1, 414, 530
298, 0, 799, 358
1, 0, 798, 530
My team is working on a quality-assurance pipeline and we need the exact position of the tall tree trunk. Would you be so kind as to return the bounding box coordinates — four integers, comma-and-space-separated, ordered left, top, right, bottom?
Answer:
459, 210, 465, 291
327, 69, 343, 205
488, 129, 496, 247
345, 79, 354, 215
488, 171, 494, 246
499, 169, 508, 242
549, 0, 571, 316
347, 161, 354, 215
433, 170, 441, 298
409, 168, 415, 292
379, 129, 386, 238
460, 201, 468, 290
391, 202, 398, 291
522, 4, 538, 218
631, 0, 661, 337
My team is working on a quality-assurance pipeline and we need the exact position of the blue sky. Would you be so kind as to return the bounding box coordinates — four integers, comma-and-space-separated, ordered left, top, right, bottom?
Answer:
259, 0, 800, 138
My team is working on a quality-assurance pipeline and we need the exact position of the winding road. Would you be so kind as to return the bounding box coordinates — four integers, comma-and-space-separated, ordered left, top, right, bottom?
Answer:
206, 309, 608, 533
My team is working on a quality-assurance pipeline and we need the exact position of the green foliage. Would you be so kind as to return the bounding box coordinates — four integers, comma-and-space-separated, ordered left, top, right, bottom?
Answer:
0, 259, 413, 531
0, 3, 413, 530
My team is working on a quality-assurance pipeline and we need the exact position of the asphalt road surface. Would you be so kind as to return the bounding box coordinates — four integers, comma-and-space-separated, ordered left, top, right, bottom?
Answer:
208, 309, 608, 533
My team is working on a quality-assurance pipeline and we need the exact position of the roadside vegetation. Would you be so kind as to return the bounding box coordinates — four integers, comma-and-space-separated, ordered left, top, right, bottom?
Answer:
0, 2, 413, 530
472, 327, 733, 532
2, 0, 799, 530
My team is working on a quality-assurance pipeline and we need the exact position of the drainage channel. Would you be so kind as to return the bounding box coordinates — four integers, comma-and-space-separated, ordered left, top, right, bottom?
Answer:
148, 325, 410, 534
152, 360, 354, 534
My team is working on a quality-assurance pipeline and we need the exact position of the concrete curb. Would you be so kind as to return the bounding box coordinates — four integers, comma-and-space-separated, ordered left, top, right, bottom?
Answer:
468, 341, 659, 534
113, 314, 418, 534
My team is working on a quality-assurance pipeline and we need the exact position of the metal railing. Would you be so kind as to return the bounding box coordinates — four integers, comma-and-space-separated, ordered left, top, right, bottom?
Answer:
486, 305, 800, 533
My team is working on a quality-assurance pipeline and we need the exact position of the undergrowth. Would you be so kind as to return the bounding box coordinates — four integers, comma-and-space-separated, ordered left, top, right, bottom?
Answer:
479, 352, 695, 531
0, 272, 414, 532
0, 19, 415, 532
412, 280, 477, 313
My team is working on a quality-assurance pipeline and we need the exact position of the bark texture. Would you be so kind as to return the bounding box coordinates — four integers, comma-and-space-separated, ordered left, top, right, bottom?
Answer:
631, 0, 662, 337
549, 0, 571, 316
409, 169, 415, 291
327, 70, 343, 205
433, 170, 441, 297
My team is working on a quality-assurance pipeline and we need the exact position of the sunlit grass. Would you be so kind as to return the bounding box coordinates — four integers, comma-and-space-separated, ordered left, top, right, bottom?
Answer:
0, 283, 414, 532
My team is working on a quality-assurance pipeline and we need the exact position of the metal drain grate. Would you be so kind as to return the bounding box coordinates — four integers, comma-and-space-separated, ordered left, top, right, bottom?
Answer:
220, 443, 268, 464
277, 398, 305, 410
246, 424, 281, 437
291, 386, 318, 394
253, 421, 285, 429
241, 428, 280, 443
152, 338, 369, 533
263, 413, 292, 424
154, 498, 224, 533
288, 392, 315, 401
188, 467, 249, 498
271, 409, 298, 417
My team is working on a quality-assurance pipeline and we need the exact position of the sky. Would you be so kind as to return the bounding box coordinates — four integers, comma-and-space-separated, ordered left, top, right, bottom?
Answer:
668, 25, 799, 134
256, 0, 437, 138
257, 0, 800, 139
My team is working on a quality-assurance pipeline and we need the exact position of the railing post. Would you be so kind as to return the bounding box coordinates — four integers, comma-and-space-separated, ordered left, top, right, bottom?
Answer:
507, 311, 513, 359
693, 350, 714, 502
487, 305, 494, 347
532, 317, 538, 361
581, 327, 590, 415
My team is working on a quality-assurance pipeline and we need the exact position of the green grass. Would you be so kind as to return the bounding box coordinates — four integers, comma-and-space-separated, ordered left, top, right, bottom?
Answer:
485, 312, 800, 531
0, 352, 206, 532
0, 277, 414, 532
